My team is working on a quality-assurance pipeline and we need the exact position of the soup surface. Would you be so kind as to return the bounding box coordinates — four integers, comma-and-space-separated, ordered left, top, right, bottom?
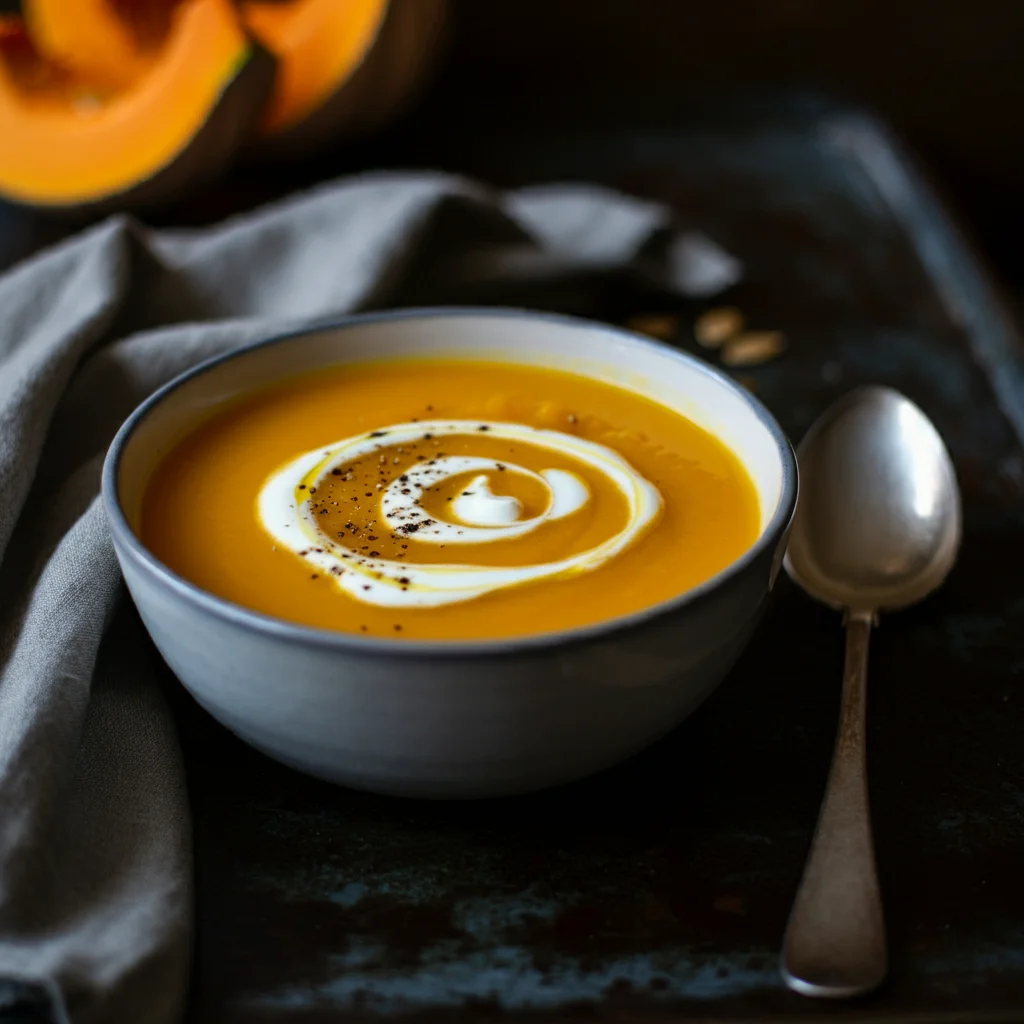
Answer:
140, 358, 760, 640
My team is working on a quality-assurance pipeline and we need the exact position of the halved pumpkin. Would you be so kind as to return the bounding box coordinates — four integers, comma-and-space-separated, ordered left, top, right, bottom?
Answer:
0, 0, 273, 214
241, 0, 448, 157
19, 0, 446, 160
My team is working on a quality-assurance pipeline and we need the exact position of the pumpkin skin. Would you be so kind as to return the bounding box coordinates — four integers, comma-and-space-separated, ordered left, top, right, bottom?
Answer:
0, 1, 273, 215
241, 0, 449, 158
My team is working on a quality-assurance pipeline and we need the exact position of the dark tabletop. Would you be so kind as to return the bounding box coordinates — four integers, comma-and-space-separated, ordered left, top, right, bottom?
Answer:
5, 90, 1024, 1022
171, 95, 1024, 1022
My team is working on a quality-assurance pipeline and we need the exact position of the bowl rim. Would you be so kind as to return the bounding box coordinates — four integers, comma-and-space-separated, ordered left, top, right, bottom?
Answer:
101, 306, 798, 658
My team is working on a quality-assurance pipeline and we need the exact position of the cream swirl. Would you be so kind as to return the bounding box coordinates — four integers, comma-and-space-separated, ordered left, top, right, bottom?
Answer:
258, 420, 662, 608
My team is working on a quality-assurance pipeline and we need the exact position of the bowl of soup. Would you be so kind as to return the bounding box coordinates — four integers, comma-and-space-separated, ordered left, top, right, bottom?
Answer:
102, 309, 797, 797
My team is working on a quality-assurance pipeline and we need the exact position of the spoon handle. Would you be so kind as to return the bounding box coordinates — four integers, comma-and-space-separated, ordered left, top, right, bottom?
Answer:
781, 609, 887, 998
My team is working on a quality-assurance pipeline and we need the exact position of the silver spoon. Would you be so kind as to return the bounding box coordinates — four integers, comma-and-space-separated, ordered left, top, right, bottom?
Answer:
781, 385, 962, 998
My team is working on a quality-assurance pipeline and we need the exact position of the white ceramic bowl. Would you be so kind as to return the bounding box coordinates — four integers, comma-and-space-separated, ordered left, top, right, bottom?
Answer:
102, 309, 797, 798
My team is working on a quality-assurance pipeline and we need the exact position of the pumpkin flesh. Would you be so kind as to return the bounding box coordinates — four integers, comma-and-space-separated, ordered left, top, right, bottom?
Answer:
23, 0, 173, 89
0, 0, 266, 210
241, 0, 389, 137
24, 0, 393, 140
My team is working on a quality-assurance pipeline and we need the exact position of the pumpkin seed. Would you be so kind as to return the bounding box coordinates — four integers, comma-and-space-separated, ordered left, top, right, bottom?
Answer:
695, 306, 744, 348
721, 330, 786, 367
626, 313, 678, 340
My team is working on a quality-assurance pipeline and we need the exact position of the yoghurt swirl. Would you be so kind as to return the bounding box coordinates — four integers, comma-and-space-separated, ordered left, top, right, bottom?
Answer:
258, 420, 662, 608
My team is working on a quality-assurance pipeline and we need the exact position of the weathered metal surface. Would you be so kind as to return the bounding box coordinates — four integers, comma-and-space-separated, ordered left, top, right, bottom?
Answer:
6, 93, 1024, 1022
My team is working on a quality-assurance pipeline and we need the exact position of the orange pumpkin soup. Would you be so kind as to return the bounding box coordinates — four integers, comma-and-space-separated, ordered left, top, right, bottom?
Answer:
140, 359, 760, 639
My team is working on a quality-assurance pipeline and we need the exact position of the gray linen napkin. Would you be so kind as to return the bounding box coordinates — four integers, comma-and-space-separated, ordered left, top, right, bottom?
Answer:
0, 171, 740, 1024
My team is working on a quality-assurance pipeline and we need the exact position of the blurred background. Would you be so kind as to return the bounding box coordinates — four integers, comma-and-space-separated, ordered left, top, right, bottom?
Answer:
1, 0, 1023, 293
403, 0, 1024, 281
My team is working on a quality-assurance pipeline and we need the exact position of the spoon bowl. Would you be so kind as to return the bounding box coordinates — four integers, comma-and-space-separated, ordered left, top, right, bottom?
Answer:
780, 385, 961, 999
785, 386, 961, 612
